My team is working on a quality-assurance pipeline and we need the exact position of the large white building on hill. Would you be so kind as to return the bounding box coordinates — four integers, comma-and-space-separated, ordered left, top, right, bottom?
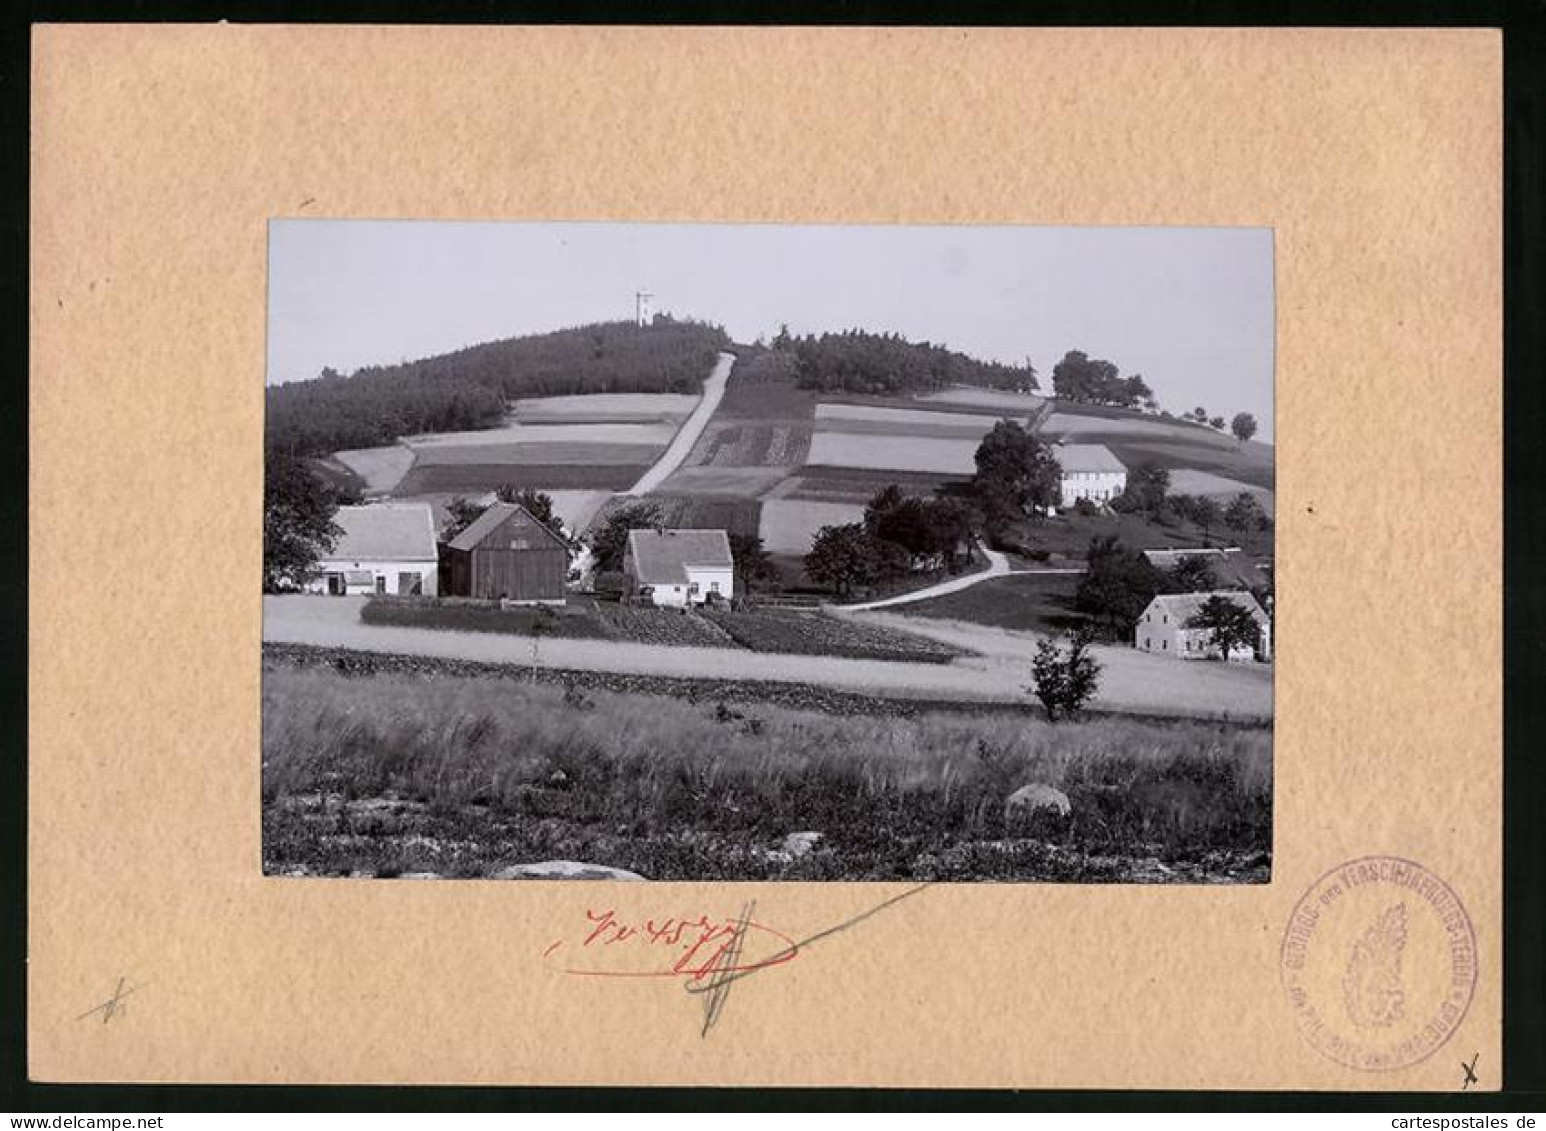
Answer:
305, 503, 440, 597
1056, 443, 1128, 508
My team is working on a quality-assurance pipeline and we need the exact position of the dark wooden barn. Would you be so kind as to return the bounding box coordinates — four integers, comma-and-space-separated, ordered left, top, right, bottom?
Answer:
441, 502, 569, 602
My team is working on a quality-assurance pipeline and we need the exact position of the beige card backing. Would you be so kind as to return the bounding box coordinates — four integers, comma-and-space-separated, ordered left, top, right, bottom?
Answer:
28, 26, 1501, 1089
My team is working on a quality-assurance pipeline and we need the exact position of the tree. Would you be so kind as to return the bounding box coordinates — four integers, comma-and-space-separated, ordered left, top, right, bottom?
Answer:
1051, 350, 1142, 406
1191, 496, 1221, 544
1124, 462, 1171, 519
1030, 628, 1102, 721
973, 419, 1062, 530
263, 451, 343, 592
1191, 406, 1210, 423
495, 484, 567, 540
1231, 412, 1258, 446
727, 533, 777, 593
1075, 536, 1161, 637
441, 496, 488, 541
1184, 595, 1262, 660
803, 523, 880, 596
587, 501, 663, 572
1209, 415, 1226, 431
1165, 554, 1217, 593
1224, 492, 1270, 535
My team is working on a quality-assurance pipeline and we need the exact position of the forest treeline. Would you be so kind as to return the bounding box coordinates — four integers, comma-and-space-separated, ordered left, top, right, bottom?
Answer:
773, 328, 1039, 395
265, 318, 730, 456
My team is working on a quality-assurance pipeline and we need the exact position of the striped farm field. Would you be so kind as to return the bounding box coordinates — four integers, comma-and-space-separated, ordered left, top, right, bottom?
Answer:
395, 462, 647, 495
1041, 411, 1230, 444
760, 498, 865, 554
781, 468, 968, 503
409, 441, 664, 467
805, 431, 978, 475
588, 494, 764, 538
406, 421, 679, 448
655, 466, 791, 498
813, 403, 1023, 438
511, 393, 699, 424
914, 387, 1047, 412
688, 421, 813, 468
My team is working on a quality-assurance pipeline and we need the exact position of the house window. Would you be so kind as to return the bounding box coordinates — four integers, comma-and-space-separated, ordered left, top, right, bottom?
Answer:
710, 581, 720, 593
688, 582, 700, 595
1163, 615, 1168, 624
374, 575, 387, 595
1144, 637, 1150, 649
1162, 640, 1168, 650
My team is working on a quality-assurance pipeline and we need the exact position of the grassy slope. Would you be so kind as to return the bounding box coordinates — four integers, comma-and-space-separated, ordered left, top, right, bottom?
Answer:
262, 661, 1272, 882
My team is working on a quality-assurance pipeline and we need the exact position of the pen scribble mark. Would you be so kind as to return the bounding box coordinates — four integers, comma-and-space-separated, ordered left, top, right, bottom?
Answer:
1461, 1052, 1479, 1089
76, 976, 141, 1025
697, 900, 755, 1039
685, 882, 933, 1005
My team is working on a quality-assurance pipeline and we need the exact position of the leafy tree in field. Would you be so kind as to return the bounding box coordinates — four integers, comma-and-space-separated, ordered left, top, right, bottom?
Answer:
1191, 407, 1210, 423
804, 523, 880, 596
263, 450, 343, 592
861, 485, 973, 571
1224, 492, 1271, 536
588, 501, 664, 572
1209, 415, 1226, 431
1075, 536, 1161, 638
1184, 595, 1263, 660
1165, 554, 1218, 593
1030, 628, 1102, 722
727, 533, 778, 592
1231, 412, 1258, 445
1124, 461, 1171, 519
973, 419, 1063, 530
1170, 493, 1223, 544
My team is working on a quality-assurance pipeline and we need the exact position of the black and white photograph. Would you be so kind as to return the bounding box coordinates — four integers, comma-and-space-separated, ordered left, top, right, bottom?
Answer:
261, 221, 1275, 883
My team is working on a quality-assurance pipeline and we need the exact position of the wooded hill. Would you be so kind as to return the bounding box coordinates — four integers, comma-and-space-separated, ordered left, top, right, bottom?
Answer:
265, 317, 730, 457
776, 329, 1039, 396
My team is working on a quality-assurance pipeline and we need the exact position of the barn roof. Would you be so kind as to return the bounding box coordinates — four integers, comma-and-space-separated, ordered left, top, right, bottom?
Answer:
1055, 443, 1126, 473
326, 504, 438, 562
626, 529, 734, 585
1143, 589, 1267, 625
446, 502, 568, 553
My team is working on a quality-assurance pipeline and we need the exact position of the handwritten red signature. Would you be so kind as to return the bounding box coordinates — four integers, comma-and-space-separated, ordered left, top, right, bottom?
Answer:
543, 908, 800, 981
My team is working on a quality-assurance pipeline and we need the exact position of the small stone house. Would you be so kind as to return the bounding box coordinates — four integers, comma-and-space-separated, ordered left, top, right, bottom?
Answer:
307, 503, 440, 596
1135, 590, 1272, 662
622, 529, 734, 608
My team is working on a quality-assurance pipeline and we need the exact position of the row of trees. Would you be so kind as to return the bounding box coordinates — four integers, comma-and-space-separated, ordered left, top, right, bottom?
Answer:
1179, 407, 1259, 446
265, 317, 730, 458
779, 328, 1039, 396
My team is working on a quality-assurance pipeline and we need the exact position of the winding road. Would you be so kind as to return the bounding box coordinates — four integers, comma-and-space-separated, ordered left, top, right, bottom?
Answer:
837, 544, 1084, 612
623, 350, 736, 496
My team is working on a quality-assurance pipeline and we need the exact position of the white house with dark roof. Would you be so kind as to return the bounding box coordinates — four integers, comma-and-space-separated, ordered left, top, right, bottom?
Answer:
1055, 443, 1128, 508
622, 529, 734, 608
1135, 590, 1271, 662
306, 503, 439, 597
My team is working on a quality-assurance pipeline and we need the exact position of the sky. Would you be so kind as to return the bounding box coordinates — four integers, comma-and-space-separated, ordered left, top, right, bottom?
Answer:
268, 221, 1274, 439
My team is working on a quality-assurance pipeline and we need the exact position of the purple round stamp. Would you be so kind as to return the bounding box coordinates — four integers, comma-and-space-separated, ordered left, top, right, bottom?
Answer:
1281, 856, 1477, 1072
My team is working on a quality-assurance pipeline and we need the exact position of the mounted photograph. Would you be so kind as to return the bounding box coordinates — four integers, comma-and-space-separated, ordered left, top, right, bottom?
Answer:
262, 221, 1275, 883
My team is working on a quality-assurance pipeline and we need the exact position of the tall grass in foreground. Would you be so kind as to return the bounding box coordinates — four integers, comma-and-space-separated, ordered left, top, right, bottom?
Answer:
262, 663, 1271, 880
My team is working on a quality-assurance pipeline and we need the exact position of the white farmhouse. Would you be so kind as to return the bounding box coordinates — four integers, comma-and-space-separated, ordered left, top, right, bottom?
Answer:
622, 529, 734, 608
305, 503, 439, 597
1134, 590, 1271, 662
1056, 443, 1128, 509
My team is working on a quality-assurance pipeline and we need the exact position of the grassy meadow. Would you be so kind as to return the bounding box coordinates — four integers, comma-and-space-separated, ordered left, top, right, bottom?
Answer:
262, 660, 1272, 882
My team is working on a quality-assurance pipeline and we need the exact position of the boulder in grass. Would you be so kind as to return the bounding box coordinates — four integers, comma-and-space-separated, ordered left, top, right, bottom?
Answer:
781, 831, 824, 858
492, 860, 646, 881
1004, 783, 1072, 820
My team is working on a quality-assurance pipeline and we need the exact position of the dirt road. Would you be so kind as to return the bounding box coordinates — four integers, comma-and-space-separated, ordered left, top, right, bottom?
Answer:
624, 351, 735, 496
263, 596, 1271, 720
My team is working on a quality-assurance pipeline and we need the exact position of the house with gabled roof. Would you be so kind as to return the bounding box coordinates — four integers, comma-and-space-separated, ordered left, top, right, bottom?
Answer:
307, 503, 440, 596
622, 528, 734, 608
441, 501, 569, 603
1055, 443, 1127, 508
1135, 590, 1271, 662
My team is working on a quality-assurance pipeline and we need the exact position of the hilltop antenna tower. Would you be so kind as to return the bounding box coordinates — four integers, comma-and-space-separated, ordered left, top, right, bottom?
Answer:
635, 290, 654, 327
